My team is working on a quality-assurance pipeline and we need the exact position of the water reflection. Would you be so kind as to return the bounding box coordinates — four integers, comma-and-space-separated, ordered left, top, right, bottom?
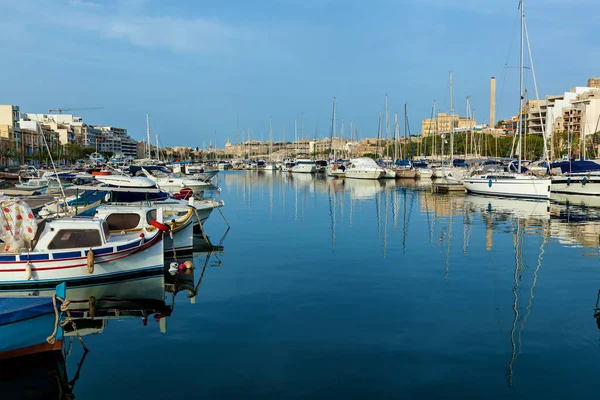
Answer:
223, 171, 600, 252
0, 246, 224, 399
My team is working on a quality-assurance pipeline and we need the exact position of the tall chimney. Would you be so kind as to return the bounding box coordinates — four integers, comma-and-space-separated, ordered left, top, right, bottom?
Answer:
490, 77, 496, 129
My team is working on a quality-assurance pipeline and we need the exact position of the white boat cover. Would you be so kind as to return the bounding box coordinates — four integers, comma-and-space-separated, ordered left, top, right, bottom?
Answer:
0, 196, 37, 252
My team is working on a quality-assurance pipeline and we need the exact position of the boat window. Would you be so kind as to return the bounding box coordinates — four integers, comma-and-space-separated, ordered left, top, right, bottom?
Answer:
146, 210, 157, 225
48, 229, 102, 250
105, 213, 141, 230
102, 221, 110, 239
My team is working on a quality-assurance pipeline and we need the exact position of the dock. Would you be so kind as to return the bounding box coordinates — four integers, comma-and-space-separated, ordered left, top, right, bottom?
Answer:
432, 182, 465, 194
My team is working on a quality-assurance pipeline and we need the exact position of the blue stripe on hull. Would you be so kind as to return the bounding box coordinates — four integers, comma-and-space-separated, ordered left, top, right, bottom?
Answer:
0, 266, 164, 291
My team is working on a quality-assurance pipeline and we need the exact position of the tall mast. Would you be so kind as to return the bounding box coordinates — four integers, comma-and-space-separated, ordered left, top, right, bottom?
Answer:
281, 123, 285, 159
301, 112, 305, 141
269, 118, 273, 162
385, 95, 390, 160
394, 113, 399, 161
449, 71, 454, 162
294, 120, 298, 156
376, 111, 382, 159
517, 0, 525, 173
156, 135, 160, 162
146, 113, 151, 159
404, 103, 408, 160
329, 97, 336, 158
236, 115, 239, 146
465, 96, 469, 158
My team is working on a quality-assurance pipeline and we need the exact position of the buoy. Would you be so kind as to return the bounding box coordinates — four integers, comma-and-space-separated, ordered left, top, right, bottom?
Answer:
184, 260, 194, 269
150, 220, 170, 232
87, 250, 94, 274
25, 262, 32, 281
178, 263, 186, 270
168, 262, 178, 272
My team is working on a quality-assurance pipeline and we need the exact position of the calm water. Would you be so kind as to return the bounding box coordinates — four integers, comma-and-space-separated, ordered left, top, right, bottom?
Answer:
14, 172, 600, 398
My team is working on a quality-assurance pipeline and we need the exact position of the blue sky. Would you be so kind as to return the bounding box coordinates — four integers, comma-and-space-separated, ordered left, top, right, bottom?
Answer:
0, 0, 598, 147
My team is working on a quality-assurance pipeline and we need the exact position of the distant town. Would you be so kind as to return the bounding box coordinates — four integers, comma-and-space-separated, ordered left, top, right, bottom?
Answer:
1, 77, 599, 165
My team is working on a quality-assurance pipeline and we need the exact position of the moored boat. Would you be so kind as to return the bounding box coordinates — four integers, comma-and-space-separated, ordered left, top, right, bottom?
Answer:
463, 173, 551, 199
0, 282, 66, 360
0, 197, 166, 289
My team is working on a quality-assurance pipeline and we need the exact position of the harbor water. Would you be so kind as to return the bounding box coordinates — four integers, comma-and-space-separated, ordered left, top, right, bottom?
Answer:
11, 171, 600, 398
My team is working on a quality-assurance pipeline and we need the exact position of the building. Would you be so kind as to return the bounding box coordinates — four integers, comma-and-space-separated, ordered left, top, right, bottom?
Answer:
588, 77, 600, 88
92, 126, 137, 158
565, 88, 600, 136
543, 87, 591, 138
524, 99, 547, 135
0, 105, 20, 150
421, 113, 476, 136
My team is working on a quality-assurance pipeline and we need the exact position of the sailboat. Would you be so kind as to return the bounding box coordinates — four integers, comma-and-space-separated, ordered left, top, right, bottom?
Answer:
463, 0, 551, 200
381, 96, 397, 179
264, 119, 277, 171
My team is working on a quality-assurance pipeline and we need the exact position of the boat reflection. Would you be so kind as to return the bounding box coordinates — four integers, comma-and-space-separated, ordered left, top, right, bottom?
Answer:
222, 171, 600, 252
0, 247, 224, 398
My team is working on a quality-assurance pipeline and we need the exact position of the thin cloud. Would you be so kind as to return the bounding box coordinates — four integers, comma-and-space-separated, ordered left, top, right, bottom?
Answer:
5, 0, 251, 55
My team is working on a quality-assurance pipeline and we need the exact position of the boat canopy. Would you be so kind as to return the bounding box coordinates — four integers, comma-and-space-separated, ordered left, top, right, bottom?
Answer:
453, 159, 468, 168
550, 160, 600, 174
129, 165, 171, 176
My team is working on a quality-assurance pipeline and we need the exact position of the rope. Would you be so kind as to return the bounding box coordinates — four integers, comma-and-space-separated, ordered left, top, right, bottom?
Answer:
191, 207, 211, 246
46, 294, 87, 351
169, 228, 177, 262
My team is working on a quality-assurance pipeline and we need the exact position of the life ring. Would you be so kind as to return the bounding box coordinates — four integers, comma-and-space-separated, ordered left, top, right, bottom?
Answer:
150, 220, 170, 232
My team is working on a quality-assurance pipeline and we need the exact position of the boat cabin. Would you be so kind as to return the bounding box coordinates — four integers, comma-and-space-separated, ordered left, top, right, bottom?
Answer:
33, 218, 110, 252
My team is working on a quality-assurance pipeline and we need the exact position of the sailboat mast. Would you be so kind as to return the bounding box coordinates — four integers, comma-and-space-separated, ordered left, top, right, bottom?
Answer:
404, 103, 408, 160
394, 113, 399, 161
329, 97, 336, 158
269, 118, 273, 162
377, 111, 382, 159
156, 135, 160, 162
449, 71, 454, 162
518, 0, 525, 173
385, 95, 390, 160
146, 114, 151, 159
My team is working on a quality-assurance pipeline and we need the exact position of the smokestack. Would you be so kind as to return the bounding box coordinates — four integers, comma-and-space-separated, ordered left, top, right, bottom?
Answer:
490, 77, 496, 129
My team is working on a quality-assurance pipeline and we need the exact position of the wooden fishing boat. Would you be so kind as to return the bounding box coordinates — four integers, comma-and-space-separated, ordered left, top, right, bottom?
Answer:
0, 217, 165, 289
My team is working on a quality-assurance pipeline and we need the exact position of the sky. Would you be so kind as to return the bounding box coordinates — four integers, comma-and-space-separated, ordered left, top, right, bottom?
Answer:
0, 0, 598, 148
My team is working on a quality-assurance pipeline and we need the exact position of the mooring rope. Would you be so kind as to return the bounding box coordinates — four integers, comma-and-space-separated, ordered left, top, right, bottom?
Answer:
47, 294, 88, 351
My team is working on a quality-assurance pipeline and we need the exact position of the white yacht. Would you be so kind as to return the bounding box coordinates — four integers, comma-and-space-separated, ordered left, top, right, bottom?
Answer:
463, 0, 551, 200
463, 173, 551, 199
291, 159, 316, 174
345, 158, 384, 180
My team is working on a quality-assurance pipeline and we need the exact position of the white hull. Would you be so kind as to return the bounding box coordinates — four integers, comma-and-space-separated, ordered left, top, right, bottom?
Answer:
0, 233, 164, 288
191, 170, 218, 180
14, 184, 47, 191
463, 174, 551, 199
382, 168, 397, 179
416, 169, 433, 179
94, 175, 156, 188
345, 170, 383, 180
327, 168, 346, 178
551, 176, 600, 196
263, 165, 278, 171
155, 180, 212, 192
291, 165, 316, 173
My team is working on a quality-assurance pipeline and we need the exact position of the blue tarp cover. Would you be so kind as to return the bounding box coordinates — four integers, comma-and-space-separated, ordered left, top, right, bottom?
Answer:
550, 160, 600, 174
0, 298, 54, 325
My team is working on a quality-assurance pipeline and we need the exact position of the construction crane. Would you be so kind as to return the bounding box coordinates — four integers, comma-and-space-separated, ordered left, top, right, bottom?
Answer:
47, 107, 103, 114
